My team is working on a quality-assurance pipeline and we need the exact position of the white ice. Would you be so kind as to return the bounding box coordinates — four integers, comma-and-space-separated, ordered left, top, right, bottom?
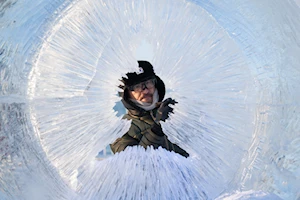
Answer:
0, 0, 300, 199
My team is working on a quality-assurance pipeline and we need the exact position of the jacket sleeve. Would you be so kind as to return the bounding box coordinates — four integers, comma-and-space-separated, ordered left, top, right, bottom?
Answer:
139, 125, 167, 149
110, 123, 166, 154
140, 129, 189, 158
110, 133, 139, 154
110, 123, 189, 158
167, 141, 189, 158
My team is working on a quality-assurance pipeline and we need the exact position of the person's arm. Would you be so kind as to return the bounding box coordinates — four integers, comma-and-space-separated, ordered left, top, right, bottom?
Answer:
137, 98, 177, 148
110, 133, 139, 153
111, 124, 189, 157
138, 123, 167, 149
166, 140, 189, 158
110, 123, 167, 153
139, 125, 189, 158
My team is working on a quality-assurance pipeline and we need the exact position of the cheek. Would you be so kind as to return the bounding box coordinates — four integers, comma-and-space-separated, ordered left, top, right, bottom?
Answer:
149, 87, 155, 94
135, 93, 142, 99
129, 91, 140, 100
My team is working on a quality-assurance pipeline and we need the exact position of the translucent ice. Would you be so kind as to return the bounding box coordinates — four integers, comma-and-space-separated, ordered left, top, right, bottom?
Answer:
1, 0, 300, 199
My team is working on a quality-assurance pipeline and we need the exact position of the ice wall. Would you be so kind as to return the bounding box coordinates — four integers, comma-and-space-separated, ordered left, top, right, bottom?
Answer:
1, 0, 300, 199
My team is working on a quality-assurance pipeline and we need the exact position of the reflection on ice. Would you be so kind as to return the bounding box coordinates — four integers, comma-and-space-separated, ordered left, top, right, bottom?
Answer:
1, 0, 300, 199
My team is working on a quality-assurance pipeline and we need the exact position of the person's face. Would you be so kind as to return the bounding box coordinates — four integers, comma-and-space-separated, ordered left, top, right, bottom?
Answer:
128, 78, 156, 103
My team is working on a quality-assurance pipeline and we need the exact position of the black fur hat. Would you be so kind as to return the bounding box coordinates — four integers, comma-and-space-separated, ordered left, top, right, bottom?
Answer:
120, 61, 157, 88
119, 61, 166, 110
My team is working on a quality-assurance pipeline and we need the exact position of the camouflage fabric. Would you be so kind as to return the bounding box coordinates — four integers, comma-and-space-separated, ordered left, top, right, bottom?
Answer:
111, 69, 189, 158
110, 108, 189, 158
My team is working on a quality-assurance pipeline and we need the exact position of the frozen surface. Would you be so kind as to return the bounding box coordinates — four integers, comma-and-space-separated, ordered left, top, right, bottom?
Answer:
1, 0, 300, 199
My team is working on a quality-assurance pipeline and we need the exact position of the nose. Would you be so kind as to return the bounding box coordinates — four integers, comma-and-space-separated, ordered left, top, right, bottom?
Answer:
141, 83, 148, 91
141, 84, 149, 93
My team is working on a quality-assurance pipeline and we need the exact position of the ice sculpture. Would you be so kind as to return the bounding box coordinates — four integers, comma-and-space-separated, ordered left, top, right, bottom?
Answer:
1, 0, 300, 199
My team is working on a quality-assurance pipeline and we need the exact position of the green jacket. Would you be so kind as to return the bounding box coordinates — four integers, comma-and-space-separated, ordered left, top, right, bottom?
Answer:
110, 76, 189, 158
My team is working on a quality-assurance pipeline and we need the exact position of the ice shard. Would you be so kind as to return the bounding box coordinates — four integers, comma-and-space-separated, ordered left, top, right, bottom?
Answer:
1, 0, 300, 199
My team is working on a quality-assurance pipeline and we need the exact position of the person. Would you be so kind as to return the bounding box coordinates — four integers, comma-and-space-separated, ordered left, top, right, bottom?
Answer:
110, 61, 189, 158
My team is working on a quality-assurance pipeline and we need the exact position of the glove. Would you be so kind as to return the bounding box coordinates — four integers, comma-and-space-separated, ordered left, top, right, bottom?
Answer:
155, 98, 178, 123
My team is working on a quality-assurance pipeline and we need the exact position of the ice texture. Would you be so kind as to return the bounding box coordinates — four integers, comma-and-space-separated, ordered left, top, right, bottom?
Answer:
1, 0, 300, 199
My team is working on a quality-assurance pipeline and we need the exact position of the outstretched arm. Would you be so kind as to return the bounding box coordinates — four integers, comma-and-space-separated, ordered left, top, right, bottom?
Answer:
110, 133, 139, 153
139, 124, 166, 149
111, 122, 188, 158
110, 124, 166, 154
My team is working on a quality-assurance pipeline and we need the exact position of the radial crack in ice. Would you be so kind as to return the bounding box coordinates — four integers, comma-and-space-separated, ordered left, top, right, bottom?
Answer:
27, 1, 256, 196
76, 147, 208, 200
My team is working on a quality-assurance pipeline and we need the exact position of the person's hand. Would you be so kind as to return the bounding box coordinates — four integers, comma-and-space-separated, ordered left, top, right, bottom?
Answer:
155, 98, 178, 123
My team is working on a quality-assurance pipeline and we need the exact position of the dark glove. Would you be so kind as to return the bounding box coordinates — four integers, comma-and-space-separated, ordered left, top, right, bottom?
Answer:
155, 98, 178, 123
151, 123, 164, 136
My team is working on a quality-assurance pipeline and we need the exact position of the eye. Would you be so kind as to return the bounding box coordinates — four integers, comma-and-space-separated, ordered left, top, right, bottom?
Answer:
133, 83, 142, 90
